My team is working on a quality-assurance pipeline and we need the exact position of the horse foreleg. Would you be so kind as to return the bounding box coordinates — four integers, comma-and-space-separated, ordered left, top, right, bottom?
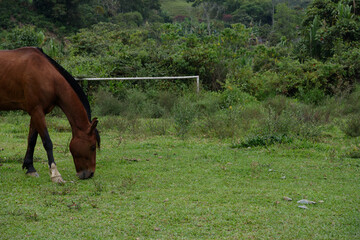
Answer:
42, 130, 64, 183
22, 124, 39, 177
30, 110, 64, 183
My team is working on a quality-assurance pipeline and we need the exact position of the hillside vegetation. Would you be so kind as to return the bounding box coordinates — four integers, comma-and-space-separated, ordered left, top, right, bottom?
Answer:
0, 0, 359, 120
0, 0, 359, 141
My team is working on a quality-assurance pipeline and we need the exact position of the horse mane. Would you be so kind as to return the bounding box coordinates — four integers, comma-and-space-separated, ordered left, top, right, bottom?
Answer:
37, 48, 100, 147
36, 48, 92, 120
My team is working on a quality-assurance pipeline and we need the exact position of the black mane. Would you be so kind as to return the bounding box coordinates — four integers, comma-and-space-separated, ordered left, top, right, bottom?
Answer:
37, 48, 100, 147
37, 48, 92, 121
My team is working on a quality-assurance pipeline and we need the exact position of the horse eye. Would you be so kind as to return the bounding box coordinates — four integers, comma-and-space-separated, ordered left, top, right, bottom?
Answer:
90, 145, 96, 151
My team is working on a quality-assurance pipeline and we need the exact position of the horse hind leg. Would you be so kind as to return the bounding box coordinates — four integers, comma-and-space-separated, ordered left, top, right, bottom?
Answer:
23, 125, 39, 177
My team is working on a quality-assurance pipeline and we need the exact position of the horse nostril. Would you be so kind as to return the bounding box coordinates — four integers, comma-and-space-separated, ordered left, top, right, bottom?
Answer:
77, 170, 94, 179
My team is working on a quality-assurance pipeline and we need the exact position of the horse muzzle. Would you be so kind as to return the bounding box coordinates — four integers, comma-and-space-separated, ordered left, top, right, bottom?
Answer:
77, 170, 94, 179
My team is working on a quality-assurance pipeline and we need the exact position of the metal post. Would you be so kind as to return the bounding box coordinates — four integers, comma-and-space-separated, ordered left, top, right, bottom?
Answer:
196, 76, 200, 94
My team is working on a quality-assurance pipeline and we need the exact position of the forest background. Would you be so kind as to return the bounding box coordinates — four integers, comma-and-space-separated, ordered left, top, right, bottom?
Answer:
1, 0, 360, 140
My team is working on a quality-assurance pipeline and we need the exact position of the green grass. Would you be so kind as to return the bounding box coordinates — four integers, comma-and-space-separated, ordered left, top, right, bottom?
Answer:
160, 0, 194, 18
0, 113, 359, 239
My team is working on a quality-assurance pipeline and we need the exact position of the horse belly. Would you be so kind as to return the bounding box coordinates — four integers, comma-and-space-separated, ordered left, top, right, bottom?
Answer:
0, 74, 24, 110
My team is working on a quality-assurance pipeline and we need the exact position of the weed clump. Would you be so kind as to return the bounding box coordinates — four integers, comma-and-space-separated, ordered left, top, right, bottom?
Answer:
93, 89, 126, 116
232, 134, 292, 148
342, 115, 360, 137
172, 96, 197, 137
346, 144, 360, 158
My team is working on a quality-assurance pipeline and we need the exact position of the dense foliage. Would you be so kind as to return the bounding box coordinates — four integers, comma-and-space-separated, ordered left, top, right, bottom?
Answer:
0, 0, 360, 104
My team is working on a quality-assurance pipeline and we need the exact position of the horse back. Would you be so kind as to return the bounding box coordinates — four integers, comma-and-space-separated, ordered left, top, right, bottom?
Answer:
0, 47, 61, 113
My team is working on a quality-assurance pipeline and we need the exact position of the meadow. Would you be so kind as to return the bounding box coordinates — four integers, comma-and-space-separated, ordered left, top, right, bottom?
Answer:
0, 109, 359, 239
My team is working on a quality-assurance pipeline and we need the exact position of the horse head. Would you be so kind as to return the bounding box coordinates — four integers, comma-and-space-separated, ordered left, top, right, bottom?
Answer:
69, 118, 99, 179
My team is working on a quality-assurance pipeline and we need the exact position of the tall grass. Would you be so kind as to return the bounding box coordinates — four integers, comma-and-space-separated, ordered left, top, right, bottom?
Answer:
91, 85, 360, 142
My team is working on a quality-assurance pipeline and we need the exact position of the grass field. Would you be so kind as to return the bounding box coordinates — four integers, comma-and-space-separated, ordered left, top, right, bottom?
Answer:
0, 112, 359, 239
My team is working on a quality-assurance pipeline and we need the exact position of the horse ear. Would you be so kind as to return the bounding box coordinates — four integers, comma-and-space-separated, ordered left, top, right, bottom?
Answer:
88, 118, 98, 135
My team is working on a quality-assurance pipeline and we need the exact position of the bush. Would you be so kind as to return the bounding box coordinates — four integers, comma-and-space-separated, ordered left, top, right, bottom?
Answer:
196, 92, 222, 116
220, 85, 258, 108
112, 12, 143, 27
232, 134, 292, 148
126, 89, 147, 116
100, 116, 128, 133
1, 26, 45, 49
157, 91, 177, 116
346, 144, 360, 158
144, 119, 170, 136
195, 108, 238, 139
298, 87, 326, 105
342, 115, 360, 137
93, 90, 126, 116
248, 71, 282, 100
172, 96, 197, 137
337, 85, 360, 116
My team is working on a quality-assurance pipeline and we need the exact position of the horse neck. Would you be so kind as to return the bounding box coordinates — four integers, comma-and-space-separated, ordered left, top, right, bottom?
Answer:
56, 87, 90, 136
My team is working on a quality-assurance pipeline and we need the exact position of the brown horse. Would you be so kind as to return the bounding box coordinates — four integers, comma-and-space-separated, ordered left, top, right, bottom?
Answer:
0, 47, 100, 183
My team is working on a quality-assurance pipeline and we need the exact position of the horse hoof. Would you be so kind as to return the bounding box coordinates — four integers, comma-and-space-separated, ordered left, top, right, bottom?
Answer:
49, 163, 65, 183
26, 172, 39, 177
51, 175, 65, 184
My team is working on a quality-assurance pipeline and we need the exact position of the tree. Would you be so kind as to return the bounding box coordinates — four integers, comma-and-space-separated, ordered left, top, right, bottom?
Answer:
102, 0, 161, 19
33, 0, 83, 28
299, 0, 360, 59
273, 3, 302, 41
188, 0, 224, 35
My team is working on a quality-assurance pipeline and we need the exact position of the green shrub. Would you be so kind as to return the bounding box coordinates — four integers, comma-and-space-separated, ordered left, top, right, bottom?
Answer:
145, 90, 178, 118
157, 91, 177, 116
236, 98, 324, 142
100, 116, 128, 133
337, 86, 360, 116
126, 89, 147, 116
342, 115, 360, 137
220, 85, 258, 108
264, 95, 290, 116
196, 109, 238, 139
225, 65, 254, 93
61, 55, 114, 78
298, 87, 326, 105
196, 92, 222, 116
172, 96, 197, 137
112, 11, 143, 27
93, 90, 126, 116
259, 107, 295, 136
248, 71, 281, 100
2, 26, 45, 49
346, 144, 360, 158
126, 88, 167, 118
232, 134, 292, 148
145, 119, 170, 136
